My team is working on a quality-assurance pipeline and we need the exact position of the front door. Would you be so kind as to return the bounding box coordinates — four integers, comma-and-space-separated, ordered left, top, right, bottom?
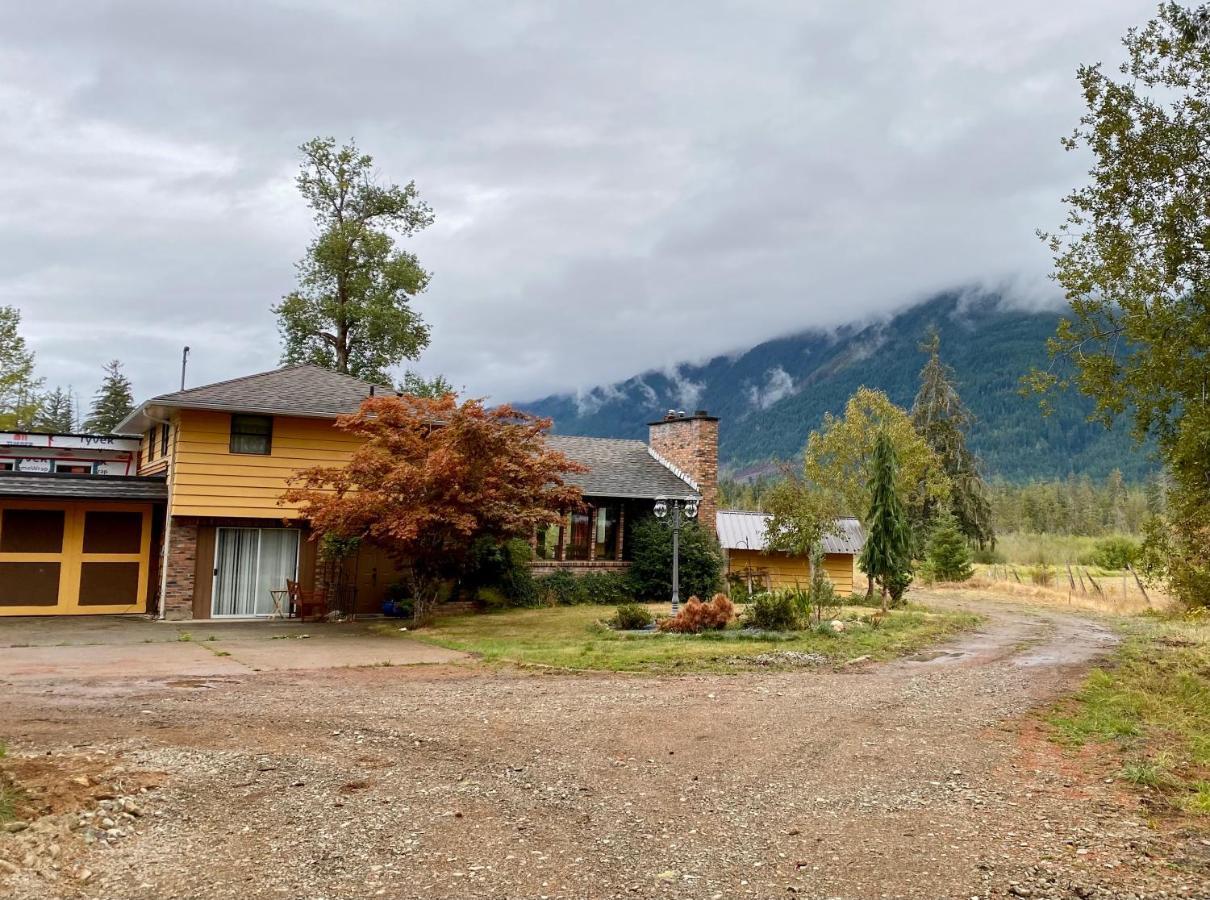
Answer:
212, 527, 299, 617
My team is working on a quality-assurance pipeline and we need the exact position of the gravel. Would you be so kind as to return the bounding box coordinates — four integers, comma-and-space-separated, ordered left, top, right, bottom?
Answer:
1, 596, 1206, 899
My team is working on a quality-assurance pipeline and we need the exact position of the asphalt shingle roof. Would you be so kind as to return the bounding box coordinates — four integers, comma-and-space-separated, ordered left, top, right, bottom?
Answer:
134, 365, 392, 421
716, 509, 865, 555
0, 472, 168, 502
545, 435, 699, 500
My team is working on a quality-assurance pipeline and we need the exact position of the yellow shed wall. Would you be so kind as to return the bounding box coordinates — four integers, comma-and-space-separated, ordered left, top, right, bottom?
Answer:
169, 410, 361, 518
727, 549, 854, 594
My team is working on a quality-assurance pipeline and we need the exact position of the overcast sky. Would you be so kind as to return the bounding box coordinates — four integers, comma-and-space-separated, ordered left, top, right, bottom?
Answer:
0, 0, 1152, 408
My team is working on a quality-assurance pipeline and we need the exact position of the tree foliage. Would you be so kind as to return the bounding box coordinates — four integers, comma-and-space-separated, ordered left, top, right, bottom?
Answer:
763, 470, 844, 559
282, 395, 584, 620
804, 387, 950, 537
399, 370, 456, 399
84, 360, 134, 433
0, 305, 43, 430
912, 331, 994, 548
35, 387, 76, 432
627, 516, 725, 603
858, 431, 914, 611
1028, 4, 1210, 606
275, 137, 435, 383
923, 508, 974, 582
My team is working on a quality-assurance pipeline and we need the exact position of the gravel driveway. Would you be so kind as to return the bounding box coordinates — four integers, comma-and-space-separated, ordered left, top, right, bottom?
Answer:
1, 594, 1206, 899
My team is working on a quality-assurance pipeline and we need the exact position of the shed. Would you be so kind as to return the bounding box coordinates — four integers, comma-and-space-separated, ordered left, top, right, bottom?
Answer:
716, 509, 865, 594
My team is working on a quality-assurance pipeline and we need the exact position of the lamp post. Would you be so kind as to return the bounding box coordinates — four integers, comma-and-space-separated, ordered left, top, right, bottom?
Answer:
653, 495, 699, 614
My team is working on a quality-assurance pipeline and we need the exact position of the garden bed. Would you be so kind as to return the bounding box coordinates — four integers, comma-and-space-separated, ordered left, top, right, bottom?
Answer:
391, 603, 981, 673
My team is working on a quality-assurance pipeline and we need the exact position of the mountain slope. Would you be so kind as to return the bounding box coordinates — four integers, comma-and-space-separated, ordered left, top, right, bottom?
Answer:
518, 292, 1154, 481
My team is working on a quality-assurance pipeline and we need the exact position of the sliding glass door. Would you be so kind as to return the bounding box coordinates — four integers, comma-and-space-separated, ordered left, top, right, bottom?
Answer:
212, 527, 299, 617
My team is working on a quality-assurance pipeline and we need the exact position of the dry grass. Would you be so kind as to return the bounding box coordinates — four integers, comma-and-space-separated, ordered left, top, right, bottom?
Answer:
960, 571, 1173, 617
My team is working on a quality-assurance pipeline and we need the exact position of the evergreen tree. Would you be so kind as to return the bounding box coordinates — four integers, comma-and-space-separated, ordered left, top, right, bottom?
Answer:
0, 305, 43, 430
85, 360, 134, 433
35, 387, 75, 432
858, 431, 914, 611
924, 509, 974, 582
911, 330, 994, 548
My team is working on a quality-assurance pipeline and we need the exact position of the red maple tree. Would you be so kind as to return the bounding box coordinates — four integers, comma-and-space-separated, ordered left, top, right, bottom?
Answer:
282, 394, 585, 619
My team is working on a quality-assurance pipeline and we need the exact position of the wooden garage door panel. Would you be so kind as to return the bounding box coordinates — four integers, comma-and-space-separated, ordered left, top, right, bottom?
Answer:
0, 562, 61, 606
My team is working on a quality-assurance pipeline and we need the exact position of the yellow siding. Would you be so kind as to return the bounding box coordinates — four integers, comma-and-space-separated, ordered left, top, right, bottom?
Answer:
169, 410, 362, 518
137, 420, 175, 477
727, 549, 854, 594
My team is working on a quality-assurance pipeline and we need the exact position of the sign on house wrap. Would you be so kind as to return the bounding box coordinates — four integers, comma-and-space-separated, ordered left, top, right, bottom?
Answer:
0, 431, 140, 476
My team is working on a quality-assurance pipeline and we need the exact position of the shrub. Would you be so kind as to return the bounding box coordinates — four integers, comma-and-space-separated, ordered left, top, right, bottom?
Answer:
627, 516, 724, 602
1029, 564, 1054, 586
1092, 536, 1141, 570
972, 546, 1006, 564
465, 536, 538, 606
609, 603, 654, 630
534, 569, 580, 606
577, 571, 634, 605
744, 591, 801, 631
475, 586, 510, 610
658, 593, 735, 633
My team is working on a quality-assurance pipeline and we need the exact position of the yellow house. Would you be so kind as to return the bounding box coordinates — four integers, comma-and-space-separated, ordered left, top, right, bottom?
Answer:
717, 509, 864, 595
117, 365, 408, 620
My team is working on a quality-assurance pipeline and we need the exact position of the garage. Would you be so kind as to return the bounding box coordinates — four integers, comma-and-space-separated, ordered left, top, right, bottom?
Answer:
0, 473, 166, 616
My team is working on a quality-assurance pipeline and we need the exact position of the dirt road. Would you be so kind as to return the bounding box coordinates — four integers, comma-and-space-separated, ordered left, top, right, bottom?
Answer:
1, 596, 1205, 899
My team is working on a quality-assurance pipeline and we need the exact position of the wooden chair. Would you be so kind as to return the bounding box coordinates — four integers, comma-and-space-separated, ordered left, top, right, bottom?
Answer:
286, 579, 329, 622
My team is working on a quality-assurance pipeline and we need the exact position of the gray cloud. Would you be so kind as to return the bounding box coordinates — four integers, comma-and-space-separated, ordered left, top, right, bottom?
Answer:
0, 0, 1152, 408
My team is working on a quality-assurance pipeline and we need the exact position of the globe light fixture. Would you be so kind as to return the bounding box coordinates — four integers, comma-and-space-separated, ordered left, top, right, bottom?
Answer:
653, 494, 702, 614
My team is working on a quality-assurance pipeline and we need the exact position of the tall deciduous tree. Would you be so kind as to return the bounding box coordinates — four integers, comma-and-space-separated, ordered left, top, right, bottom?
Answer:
35, 387, 76, 432
282, 395, 584, 621
275, 137, 435, 383
764, 470, 844, 562
0, 305, 43, 430
859, 431, 914, 611
399, 370, 455, 399
912, 330, 994, 548
85, 360, 134, 433
1027, 4, 1210, 606
804, 387, 950, 540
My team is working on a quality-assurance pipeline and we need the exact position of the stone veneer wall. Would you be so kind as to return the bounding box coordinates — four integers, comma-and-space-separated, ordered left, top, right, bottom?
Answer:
647, 414, 719, 536
161, 517, 198, 620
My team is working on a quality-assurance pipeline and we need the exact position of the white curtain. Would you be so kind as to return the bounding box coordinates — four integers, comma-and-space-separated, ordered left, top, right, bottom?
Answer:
213, 528, 298, 616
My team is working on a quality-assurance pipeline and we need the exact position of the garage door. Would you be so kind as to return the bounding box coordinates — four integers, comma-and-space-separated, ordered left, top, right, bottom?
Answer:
0, 501, 153, 615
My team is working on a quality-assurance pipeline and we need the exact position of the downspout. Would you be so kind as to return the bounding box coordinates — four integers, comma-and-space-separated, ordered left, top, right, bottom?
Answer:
144, 408, 176, 621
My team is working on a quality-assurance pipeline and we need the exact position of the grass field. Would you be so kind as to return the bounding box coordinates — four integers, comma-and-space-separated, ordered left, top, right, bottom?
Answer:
1047, 614, 1210, 817
391, 603, 981, 673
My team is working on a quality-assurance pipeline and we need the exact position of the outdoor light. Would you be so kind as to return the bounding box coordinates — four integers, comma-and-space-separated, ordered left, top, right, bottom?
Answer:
653, 495, 702, 614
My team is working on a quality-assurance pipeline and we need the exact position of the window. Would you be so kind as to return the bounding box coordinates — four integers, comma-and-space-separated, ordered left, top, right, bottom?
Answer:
230, 415, 272, 455
536, 522, 562, 560
145, 428, 156, 462
593, 504, 618, 560
54, 462, 92, 475
565, 510, 592, 561
160, 423, 169, 457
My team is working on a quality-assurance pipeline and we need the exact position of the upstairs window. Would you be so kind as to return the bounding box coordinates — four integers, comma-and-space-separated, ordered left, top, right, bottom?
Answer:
160, 423, 170, 457
145, 428, 156, 462
230, 414, 272, 455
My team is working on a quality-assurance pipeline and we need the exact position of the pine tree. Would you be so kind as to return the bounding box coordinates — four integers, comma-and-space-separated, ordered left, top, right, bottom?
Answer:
924, 508, 974, 582
0, 305, 43, 430
858, 431, 913, 612
84, 360, 134, 433
35, 387, 75, 432
911, 329, 994, 548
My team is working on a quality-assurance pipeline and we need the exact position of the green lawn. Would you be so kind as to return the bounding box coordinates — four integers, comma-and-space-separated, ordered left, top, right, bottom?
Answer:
389, 603, 981, 674
1048, 614, 1210, 817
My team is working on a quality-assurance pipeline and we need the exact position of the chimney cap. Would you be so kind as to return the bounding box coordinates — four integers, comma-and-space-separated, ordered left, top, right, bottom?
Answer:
648, 410, 719, 426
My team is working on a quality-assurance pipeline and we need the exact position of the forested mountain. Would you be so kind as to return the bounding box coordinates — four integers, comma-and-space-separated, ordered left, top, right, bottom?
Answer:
519, 292, 1155, 482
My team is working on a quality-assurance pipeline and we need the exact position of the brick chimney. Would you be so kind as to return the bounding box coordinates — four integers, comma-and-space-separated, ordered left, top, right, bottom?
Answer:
648, 409, 719, 536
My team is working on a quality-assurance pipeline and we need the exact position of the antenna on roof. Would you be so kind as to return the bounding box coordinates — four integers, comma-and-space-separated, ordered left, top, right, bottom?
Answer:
180, 346, 190, 391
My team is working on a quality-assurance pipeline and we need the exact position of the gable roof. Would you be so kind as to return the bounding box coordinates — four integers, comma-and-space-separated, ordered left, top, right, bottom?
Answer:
117, 365, 392, 432
546, 435, 699, 500
716, 509, 865, 555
